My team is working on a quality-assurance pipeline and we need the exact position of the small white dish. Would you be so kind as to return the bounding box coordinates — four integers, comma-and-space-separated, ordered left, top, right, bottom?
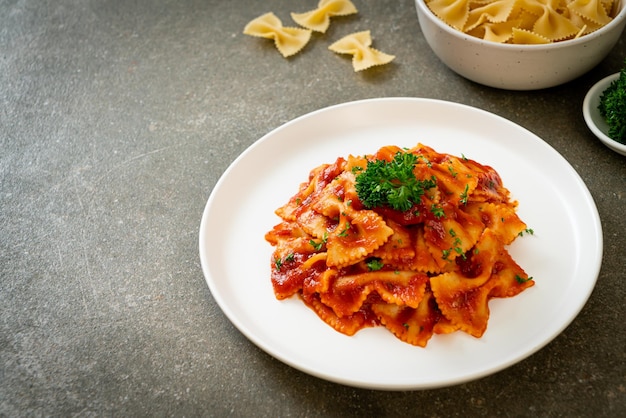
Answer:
583, 73, 626, 156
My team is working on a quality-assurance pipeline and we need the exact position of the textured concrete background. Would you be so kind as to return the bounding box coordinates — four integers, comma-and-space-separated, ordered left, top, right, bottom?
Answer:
1, 0, 625, 416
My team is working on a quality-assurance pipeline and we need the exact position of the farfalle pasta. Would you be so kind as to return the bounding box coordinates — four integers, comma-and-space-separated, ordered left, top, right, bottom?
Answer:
243, 2, 396, 69
243, 12, 312, 57
265, 144, 535, 347
291, 0, 358, 33
328, 31, 396, 71
426, 0, 618, 43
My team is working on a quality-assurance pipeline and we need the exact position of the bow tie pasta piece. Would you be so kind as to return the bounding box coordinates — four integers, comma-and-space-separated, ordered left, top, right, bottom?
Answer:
325, 204, 395, 268
301, 292, 376, 336
464, 0, 517, 32
372, 288, 443, 347
511, 27, 551, 44
328, 31, 395, 72
291, 0, 358, 33
371, 219, 417, 265
243, 12, 312, 57
463, 202, 527, 245
529, 2, 584, 41
567, 0, 613, 26
426, 0, 471, 31
467, 20, 521, 43
322, 271, 429, 317
567, 11, 602, 36
431, 228, 534, 338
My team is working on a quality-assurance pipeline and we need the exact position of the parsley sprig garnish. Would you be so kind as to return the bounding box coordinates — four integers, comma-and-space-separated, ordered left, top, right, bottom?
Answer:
515, 274, 534, 284
355, 151, 437, 212
309, 233, 328, 251
366, 257, 384, 271
274, 253, 295, 270
518, 228, 534, 237
599, 59, 626, 143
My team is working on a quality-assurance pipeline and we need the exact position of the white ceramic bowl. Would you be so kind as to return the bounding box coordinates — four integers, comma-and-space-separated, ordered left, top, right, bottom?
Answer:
583, 73, 626, 156
415, 0, 626, 90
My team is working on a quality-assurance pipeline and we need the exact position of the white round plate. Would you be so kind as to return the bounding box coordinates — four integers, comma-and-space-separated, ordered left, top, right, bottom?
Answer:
199, 98, 603, 390
582, 72, 626, 156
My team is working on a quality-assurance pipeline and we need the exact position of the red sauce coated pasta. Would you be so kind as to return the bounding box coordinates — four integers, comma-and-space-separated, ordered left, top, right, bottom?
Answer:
265, 144, 534, 347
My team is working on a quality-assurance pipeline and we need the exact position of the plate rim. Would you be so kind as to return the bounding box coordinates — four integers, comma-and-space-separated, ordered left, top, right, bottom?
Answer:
199, 97, 603, 390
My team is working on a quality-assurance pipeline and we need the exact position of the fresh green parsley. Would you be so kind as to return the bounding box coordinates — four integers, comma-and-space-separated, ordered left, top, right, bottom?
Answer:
274, 253, 295, 270
366, 258, 384, 271
598, 59, 626, 143
337, 222, 351, 237
355, 151, 437, 212
309, 233, 328, 251
274, 256, 283, 270
447, 163, 458, 178
460, 184, 469, 205
518, 228, 534, 237
515, 274, 534, 284
431, 204, 445, 218
417, 155, 432, 167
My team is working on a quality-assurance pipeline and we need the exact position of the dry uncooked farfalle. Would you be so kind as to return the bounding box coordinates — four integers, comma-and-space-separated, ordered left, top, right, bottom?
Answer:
328, 30, 395, 71
511, 27, 551, 44
243, 12, 312, 57
291, 0, 358, 33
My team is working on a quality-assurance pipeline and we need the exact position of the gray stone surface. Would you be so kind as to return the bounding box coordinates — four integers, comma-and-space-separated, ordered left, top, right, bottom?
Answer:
1, 0, 625, 416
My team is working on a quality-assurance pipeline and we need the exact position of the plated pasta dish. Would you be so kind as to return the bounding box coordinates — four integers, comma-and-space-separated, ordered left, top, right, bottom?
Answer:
265, 143, 534, 347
